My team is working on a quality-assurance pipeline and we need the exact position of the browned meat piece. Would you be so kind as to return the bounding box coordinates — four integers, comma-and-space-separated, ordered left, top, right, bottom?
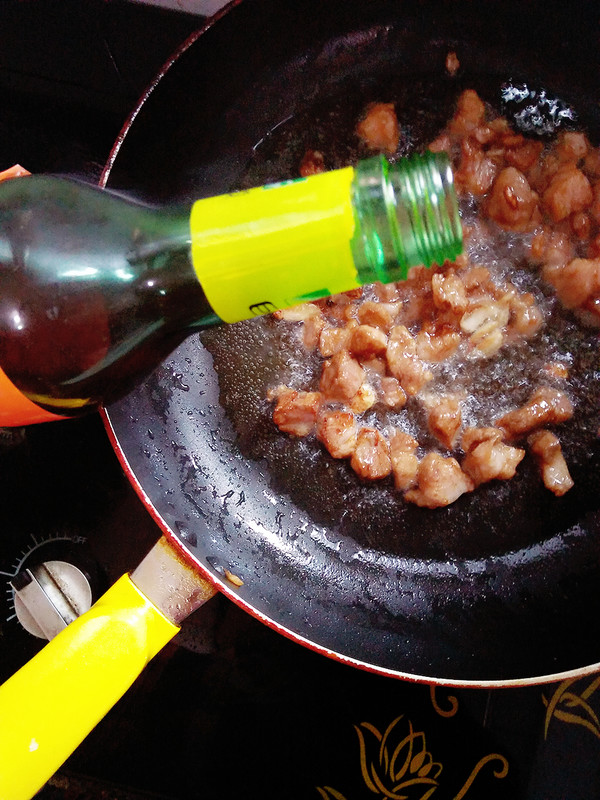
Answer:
404, 453, 474, 508
356, 102, 399, 154
273, 303, 321, 322
428, 133, 452, 155
374, 282, 402, 302
496, 387, 574, 438
273, 389, 322, 437
504, 138, 544, 173
389, 430, 419, 490
542, 164, 593, 222
349, 382, 377, 414
360, 356, 387, 377
379, 376, 407, 409
487, 167, 539, 231
571, 211, 592, 241
386, 324, 416, 352
528, 430, 574, 496
350, 428, 392, 480
349, 324, 388, 357
461, 427, 525, 485
431, 271, 468, 314
316, 411, 357, 458
319, 350, 365, 402
506, 291, 543, 336
274, 303, 324, 350
386, 326, 433, 395
530, 227, 576, 273
555, 131, 588, 163
445, 51, 460, 76
299, 149, 325, 177
542, 257, 600, 315
542, 362, 570, 380
449, 89, 486, 137
415, 331, 461, 362
303, 314, 325, 350
421, 394, 463, 449
460, 300, 510, 356
319, 324, 354, 357
357, 301, 399, 331
459, 265, 493, 291
455, 139, 497, 195
461, 426, 503, 451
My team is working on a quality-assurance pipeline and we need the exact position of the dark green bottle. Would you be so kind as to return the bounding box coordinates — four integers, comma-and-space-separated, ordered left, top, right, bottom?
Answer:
0, 152, 461, 425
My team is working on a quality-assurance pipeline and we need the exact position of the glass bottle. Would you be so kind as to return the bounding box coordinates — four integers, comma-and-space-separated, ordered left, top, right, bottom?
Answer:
0, 152, 461, 425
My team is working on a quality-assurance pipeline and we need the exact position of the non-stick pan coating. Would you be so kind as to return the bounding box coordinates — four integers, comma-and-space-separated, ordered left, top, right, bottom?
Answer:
103, 0, 600, 684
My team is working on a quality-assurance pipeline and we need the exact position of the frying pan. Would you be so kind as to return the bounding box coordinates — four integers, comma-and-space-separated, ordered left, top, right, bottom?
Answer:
101, 0, 600, 683
1, 0, 600, 794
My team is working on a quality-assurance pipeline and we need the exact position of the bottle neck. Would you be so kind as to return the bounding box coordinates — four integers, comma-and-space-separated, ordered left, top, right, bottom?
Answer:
350, 153, 462, 284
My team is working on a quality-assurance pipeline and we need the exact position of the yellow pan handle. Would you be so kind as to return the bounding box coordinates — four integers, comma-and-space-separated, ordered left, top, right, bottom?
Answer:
0, 574, 179, 800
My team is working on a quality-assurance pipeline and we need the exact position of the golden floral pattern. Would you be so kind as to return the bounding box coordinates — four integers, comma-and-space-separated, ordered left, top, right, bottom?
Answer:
354, 715, 442, 799
316, 711, 508, 800
429, 686, 459, 719
543, 675, 600, 740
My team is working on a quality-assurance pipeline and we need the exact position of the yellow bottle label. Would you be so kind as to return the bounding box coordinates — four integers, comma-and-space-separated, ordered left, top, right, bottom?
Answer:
189, 167, 360, 323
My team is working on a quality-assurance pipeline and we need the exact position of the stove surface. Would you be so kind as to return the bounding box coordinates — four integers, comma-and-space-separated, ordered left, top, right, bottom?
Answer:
0, 2, 599, 798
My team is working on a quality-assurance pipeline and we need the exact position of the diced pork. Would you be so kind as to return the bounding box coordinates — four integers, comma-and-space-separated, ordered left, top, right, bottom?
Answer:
357, 301, 399, 331
527, 430, 574, 496
455, 139, 497, 195
299, 149, 325, 177
461, 427, 525, 485
487, 167, 539, 231
379, 376, 407, 409
445, 51, 460, 76
320, 350, 365, 402
556, 132, 588, 163
386, 326, 433, 395
431, 271, 468, 314
415, 331, 461, 362
349, 324, 388, 357
389, 430, 419, 490
349, 382, 378, 414
316, 411, 357, 458
319, 324, 354, 357
350, 428, 392, 480
404, 453, 474, 508
421, 393, 463, 449
542, 164, 593, 222
543, 257, 600, 314
356, 102, 399, 154
504, 138, 544, 173
496, 387, 574, 438
449, 90, 486, 137
273, 389, 322, 437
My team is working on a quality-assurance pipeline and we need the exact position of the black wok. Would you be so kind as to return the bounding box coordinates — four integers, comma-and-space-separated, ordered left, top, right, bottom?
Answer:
102, 0, 600, 685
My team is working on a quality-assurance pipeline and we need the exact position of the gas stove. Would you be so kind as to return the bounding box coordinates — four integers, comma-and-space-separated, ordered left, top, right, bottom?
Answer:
0, 3, 599, 798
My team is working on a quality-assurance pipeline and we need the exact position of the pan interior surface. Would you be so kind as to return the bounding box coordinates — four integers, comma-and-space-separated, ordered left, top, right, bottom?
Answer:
105, 0, 600, 684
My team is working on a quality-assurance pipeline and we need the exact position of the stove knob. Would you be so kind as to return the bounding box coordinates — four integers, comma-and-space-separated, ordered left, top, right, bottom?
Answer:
11, 560, 93, 640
